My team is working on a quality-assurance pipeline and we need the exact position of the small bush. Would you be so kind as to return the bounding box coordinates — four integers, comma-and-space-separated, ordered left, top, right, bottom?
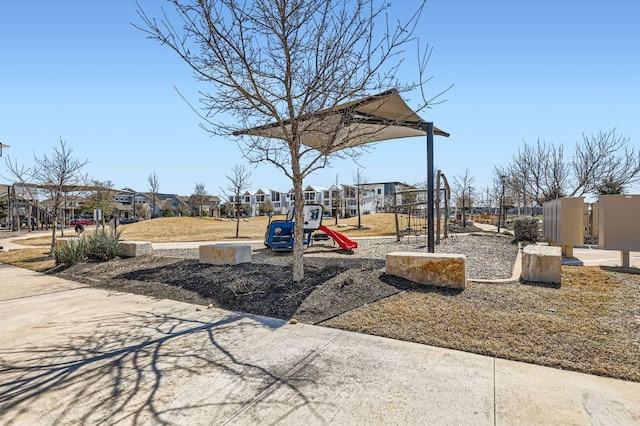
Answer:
53, 230, 121, 265
54, 238, 87, 265
85, 229, 122, 261
513, 217, 539, 241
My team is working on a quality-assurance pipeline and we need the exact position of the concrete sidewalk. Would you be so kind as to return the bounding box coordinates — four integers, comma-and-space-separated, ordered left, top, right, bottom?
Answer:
0, 231, 52, 251
472, 223, 640, 268
1, 264, 639, 425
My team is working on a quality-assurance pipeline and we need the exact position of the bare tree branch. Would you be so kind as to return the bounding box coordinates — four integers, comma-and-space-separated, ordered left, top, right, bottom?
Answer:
135, 0, 444, 280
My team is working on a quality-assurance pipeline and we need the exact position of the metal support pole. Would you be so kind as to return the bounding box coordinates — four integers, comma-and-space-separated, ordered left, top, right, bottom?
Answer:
436, 169, 441, 245
423, 122, 435, 253
393, 187, 400, 242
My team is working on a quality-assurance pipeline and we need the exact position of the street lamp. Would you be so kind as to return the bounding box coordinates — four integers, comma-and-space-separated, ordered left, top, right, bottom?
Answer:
498, 175, 506, 233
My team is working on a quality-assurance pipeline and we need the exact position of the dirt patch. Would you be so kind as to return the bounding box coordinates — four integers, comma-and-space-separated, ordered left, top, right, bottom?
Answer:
51, 254, 405, 324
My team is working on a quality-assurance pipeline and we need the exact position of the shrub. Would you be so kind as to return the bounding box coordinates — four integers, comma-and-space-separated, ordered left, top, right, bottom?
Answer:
53, 229, 122, 265
54, 238, 87, 265
513, 217, 539, 241
84, 229, 122, 261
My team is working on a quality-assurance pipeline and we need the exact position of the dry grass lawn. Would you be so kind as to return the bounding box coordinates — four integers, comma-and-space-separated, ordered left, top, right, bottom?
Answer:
323, 265, 640, 382
12, 213, 403, 245
0, 248, 55, 272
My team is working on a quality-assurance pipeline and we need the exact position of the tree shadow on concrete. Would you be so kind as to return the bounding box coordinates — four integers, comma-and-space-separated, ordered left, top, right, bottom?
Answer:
0, 310, 332, 425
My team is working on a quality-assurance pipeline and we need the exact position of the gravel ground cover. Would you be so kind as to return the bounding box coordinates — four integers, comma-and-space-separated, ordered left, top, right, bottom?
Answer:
49, 233, 640, 382
157, 233, 518, 280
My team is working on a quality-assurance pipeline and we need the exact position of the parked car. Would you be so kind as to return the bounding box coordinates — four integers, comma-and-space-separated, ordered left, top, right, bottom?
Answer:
118, 217, 142, 225
67, 218, 94, 226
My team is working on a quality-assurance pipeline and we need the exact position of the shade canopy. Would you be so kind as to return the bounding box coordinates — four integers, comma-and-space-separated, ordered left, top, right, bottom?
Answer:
234, 89, 448, 153
10, 182, 115, 193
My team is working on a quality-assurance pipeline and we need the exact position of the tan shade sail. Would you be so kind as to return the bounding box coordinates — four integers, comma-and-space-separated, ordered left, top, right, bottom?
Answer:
11, 182, 115, 193
234, 89, 449, 153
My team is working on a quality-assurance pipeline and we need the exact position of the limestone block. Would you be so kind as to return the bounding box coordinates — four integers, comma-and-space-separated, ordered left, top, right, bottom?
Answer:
385, 252, 466, 289
199, 244, 252, 265
521, 245, 561, 285
118, 241, 153, 257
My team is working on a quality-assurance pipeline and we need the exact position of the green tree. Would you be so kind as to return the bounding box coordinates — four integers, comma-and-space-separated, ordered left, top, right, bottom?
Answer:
84, 180, 116, 228
259, 199, 274, 216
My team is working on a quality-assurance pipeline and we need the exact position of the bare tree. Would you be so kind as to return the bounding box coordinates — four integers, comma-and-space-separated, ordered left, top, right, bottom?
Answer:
571, 129, 640, 195
224, 165, 251, 238
453, 169, 475, 226
147, 171, 160, 218
500, 129, 639, 210
353, 168, 368, 229
331, 174, 343, 226
191, 182, 207, 217
31, 140, 88, 253
510, 139, 568, 205
136, 0, 443, 281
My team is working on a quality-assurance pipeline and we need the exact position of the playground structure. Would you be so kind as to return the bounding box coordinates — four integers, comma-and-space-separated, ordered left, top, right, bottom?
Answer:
392, 170, 451, 244
264, 204, 358, 252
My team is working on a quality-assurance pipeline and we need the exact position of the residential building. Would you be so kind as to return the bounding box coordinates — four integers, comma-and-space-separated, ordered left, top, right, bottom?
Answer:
114, 189, 153, 219
359, 182, 414, 212
269, 189, 288, 214
157, 194, 190, 217
188, 194, 221, 217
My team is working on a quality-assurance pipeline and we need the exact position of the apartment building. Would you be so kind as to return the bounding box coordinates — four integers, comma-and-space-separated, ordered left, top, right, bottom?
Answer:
232, 182, 407, 218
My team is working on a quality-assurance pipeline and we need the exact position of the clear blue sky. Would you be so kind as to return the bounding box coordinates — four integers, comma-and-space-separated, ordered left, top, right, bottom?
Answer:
1, 0, 638, 197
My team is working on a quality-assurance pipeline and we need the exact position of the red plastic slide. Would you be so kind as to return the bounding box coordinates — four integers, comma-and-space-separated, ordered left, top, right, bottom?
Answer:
318, 225, 358, 250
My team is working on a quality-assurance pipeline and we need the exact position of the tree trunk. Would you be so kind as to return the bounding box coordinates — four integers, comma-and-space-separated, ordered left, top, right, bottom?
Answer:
357, 187, 361, 229
292, 172, 304, 282
235, 202, 240, 238
50, 214, 58, 256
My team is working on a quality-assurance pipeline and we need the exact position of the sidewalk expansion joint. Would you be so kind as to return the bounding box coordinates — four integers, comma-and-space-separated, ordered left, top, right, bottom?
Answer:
221, 329, 344, 425
0, 285, 90, 303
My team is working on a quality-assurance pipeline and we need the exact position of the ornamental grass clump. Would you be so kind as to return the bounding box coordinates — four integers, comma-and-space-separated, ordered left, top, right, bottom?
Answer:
54, 238, 87, 265
54, 229, 122, 265
84, 229, 122, 261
